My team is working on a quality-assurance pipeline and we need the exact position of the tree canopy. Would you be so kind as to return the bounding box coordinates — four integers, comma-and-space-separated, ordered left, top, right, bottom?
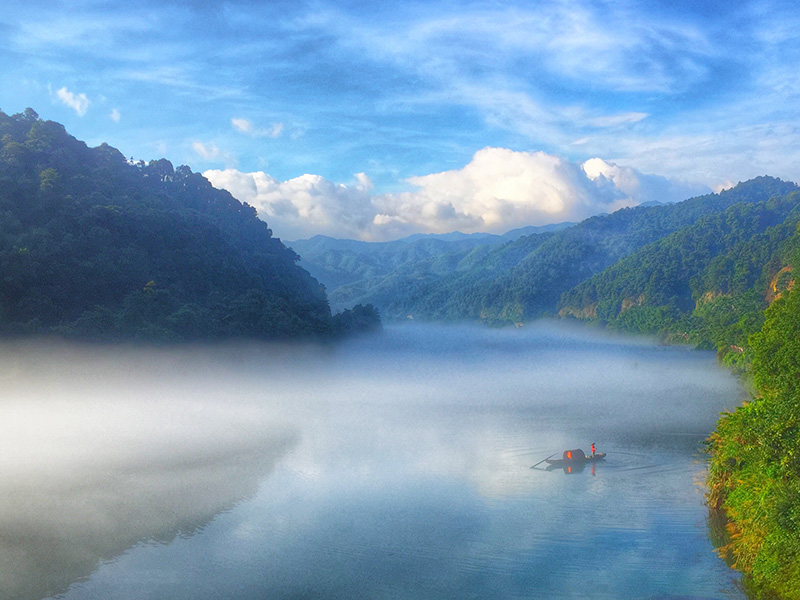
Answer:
0, 108, 378, 341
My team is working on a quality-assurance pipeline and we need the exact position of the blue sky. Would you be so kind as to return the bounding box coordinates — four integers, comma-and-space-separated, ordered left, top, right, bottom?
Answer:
2, 0, 799, 240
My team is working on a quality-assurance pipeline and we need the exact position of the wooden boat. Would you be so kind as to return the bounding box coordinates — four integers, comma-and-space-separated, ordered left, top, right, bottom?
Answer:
545, 449, 606, 467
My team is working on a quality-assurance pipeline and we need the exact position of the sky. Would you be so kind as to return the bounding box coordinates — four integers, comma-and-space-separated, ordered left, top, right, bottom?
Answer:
2, 0, 799, 240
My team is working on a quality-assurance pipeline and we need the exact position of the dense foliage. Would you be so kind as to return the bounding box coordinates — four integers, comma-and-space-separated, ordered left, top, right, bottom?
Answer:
289, 225, 571, 317
707, 245, 800, 599
298, 177, 798, 323
558, 191, 800, 369
0, 108, 378, 341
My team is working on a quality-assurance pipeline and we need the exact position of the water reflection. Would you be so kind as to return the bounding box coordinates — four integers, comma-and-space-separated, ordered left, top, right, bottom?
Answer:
1, 431, 295, 600
0, 323, 751, 600
546, 460, 597, 475
0, 342, 299, 600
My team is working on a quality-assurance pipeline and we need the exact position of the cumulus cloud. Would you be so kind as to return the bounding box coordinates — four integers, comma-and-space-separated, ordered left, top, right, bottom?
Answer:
203, 169, 376, 240
205, 148, 710, 241
55, 86, 90, 116
110, 108, 121, 122
582, 157, 708, 205
375, 148, 628, 235
583, 158, 711, 204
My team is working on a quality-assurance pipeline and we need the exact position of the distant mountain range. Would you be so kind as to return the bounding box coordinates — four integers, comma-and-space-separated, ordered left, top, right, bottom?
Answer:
290, 176, 799, 326
286, 223, 573, 293
391, 222, 576, 244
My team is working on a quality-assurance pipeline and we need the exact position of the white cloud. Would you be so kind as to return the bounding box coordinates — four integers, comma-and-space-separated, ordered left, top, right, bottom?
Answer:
339, 3, 710, 96
582, 157, 708, 204
372, 148, 689, 237
203, 169, 376, 240
110, 108, 121, 122
192, 141, 221, 161
231, 118, 252, 133
55, 86, 90, 116
267, 122, 284, 138
205, 148, 710, 241
589, 112, 649, 128
231, 117, 284, 138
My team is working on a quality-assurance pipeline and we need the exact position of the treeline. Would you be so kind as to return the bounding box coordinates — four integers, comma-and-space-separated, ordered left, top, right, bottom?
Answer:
0, 108, 379, 341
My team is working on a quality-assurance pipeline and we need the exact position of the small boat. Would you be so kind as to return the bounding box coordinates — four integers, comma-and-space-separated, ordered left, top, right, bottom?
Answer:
545, 449, 606, 467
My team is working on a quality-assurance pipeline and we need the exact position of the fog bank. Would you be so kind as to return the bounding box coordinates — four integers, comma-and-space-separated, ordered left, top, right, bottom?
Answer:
0, 323, 746, 599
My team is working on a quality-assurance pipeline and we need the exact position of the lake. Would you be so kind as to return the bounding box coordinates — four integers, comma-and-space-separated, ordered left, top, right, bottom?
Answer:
1, 322, 749, 600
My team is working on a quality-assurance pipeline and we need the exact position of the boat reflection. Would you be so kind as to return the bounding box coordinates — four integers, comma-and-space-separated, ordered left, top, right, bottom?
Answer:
546, 461, 597, 475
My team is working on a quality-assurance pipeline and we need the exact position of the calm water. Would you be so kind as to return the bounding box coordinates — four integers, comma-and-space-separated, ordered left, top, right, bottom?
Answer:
0, 322, 748, 600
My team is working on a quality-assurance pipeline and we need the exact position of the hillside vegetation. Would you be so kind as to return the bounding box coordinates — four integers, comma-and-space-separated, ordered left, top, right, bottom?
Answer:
297, 177, 798, 323
0, 108, 378, 341
706, 235, 800, 599
559, 190, 800, 370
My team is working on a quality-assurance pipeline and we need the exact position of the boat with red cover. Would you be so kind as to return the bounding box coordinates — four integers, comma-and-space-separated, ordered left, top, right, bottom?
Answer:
545, 448, 606, 467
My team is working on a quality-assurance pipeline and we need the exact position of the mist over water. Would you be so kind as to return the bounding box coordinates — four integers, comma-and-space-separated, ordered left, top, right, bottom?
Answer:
1, 323, 748, 600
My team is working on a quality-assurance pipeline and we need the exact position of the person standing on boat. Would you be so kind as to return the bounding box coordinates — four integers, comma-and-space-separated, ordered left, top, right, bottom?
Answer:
591, 442, 596, 457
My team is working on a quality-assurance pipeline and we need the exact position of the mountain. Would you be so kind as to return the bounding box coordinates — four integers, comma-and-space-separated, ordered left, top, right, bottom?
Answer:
0, 108, 378, 341
391, 222, 575, 244
498, 222, 575, 239
287, 224, 577, 301
297, 177, 799, 322
287, 234, 511, 302
559, 189, 800, 364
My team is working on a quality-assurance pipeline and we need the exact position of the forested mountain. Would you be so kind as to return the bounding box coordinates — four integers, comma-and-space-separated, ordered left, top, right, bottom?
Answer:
559, 189, 800, 367
0, 108, 378, 341
300, 177, 798, 322
288, 222, 573, 305
289, 235, 505, 295
706, 226, 800, 600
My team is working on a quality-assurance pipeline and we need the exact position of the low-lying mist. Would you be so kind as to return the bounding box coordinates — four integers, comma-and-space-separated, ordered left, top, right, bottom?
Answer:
0, 322, 746, 600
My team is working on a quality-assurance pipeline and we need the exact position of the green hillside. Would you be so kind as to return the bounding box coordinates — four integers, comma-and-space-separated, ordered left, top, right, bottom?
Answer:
706, 230, 800, 600
0, 108, 378, 341
302, 177, 798, 323
558, 190, 800, 368
288, 224, 574, 315
289, 234, 503, 296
